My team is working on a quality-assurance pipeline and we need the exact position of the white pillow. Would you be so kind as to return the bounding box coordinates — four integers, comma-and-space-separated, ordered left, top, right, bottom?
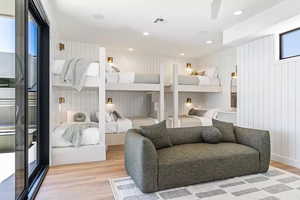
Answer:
67, 111, 91, 123
81, 128, 100, 145
204, 109, 219, 119
106, 63, 120, 73
204, 67, 217, 78
52, 125, 73, 147
53, 60, 65, 74
105, 112, 114, 122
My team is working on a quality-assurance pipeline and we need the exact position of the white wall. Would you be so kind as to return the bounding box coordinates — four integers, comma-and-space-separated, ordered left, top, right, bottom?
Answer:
197, 48, 237, 110
237, 35, 300, 168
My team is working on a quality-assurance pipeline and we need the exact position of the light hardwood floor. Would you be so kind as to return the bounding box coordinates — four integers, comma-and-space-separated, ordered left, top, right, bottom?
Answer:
36, 145, 300, 200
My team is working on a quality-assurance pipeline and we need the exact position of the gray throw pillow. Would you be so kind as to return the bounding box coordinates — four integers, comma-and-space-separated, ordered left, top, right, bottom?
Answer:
201, 127, 223, 144
73, 112, 86, 122
188, 108, 207, 116
212, 119, 236, 143
140, 120, 172, 149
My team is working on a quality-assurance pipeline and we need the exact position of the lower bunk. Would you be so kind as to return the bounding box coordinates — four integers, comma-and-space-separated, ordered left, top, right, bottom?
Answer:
105, 117, 158, 146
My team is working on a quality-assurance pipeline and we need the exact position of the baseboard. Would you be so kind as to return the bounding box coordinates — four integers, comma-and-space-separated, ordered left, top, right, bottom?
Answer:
271, 153, 300, 169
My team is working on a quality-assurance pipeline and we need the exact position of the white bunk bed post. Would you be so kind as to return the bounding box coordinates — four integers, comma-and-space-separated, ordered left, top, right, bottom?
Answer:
173, 64, 179, 128
159, 64, 165, 121
99, 47, 106, 159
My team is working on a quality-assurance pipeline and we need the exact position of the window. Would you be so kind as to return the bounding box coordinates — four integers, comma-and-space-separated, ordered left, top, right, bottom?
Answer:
280, 28, 300, 60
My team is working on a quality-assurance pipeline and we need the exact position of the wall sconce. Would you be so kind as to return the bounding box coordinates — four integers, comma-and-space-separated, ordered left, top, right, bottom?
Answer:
186, 63, 192, 74
107, 57, 113, 63
231, 65, 238, 79
58, 97, 65, 123
59, 43, 65, 51
185, 97, 192, 107
231, 72, 237, 79
106, 97, 114, 112
107, 97, 113, 104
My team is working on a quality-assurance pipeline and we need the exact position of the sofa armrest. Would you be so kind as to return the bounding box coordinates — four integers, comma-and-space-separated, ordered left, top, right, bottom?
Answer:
234, 126, 270, 173
125, 129, 158, 193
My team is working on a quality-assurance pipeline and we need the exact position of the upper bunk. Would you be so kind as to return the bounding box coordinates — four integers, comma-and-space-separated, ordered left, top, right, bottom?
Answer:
165, 64, 222, 93
52, 48, 164, 92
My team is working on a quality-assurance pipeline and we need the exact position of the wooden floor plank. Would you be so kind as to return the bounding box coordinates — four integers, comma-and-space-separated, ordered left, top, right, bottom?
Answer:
36, 145, 300, 200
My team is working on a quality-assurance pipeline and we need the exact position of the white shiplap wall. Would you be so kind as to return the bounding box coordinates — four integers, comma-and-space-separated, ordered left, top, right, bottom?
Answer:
52, 40, 205, 123
197, 48, 237, 110
237, 35, 300, 168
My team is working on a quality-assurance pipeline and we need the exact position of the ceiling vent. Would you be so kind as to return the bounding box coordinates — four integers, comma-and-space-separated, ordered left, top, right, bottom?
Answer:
153, 18, 166, 24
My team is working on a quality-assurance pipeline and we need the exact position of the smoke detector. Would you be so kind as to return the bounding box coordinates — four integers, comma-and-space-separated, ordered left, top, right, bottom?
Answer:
153, 18, 166, 24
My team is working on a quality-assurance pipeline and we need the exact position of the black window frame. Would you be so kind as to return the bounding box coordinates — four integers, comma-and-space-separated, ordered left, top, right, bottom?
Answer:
26, 0, 50, 199
279, 27, 300, 60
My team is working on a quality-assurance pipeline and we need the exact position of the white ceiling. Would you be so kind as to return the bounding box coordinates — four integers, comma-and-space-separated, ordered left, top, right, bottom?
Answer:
48, 0, 284, 58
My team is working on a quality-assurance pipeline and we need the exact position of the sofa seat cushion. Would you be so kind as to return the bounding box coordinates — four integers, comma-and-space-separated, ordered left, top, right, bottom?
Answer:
157, 143, 260, 190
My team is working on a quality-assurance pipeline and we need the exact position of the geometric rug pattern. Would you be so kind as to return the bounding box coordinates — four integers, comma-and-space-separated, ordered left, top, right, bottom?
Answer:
110, 167, 300, 200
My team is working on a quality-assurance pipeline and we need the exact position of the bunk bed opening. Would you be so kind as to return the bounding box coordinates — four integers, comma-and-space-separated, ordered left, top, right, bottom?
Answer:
168, 64, 222, 128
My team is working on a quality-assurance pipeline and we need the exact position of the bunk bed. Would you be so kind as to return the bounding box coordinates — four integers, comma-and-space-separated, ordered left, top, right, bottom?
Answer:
166, 64, 222, 128
51, 47, 106, 165
104, 64, 164, 145
51, 49, 165, 150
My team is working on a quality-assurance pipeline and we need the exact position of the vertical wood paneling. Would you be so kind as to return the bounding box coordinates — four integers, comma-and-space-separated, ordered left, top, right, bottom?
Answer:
237, 35, 300, 167
51, 40, 203, 125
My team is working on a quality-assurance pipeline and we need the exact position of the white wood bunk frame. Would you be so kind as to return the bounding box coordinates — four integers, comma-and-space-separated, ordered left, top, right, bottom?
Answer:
52, 47, 165, 147
105, 59, 165, 146
52, 47, 107, 165
166, 64, 222, 128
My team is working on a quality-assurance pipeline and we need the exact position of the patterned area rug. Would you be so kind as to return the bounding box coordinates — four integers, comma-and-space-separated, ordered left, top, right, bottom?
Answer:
110, 167, 300, 200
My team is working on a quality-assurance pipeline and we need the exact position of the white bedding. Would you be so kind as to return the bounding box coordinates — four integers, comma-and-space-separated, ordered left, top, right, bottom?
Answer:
188, 116, 212, 126
52, 123, 101, 148
106, 72, 135, 84
106, 118, 133, 134
197, 76, 220, 86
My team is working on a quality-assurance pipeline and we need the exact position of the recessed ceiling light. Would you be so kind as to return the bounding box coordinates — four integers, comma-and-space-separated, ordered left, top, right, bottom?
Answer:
233, 10, 243, 16
143, 32, 150, 36
128, 48, 134, 52
206, 40, 213, 44
180, 53, 185, 56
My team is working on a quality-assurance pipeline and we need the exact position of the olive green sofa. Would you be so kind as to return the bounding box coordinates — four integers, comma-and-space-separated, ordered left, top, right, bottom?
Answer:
125, 126, 270, 193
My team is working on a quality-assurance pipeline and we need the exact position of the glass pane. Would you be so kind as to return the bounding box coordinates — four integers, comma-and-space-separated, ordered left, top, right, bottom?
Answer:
0, 1, 16, 200
27, 13, 39, 176
281, 29, 300, 59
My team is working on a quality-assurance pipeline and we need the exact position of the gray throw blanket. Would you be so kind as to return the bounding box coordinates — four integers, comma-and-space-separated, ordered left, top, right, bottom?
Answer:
60, 58, 94, 91
72, 58, 94, 91
62, 123, 98, 147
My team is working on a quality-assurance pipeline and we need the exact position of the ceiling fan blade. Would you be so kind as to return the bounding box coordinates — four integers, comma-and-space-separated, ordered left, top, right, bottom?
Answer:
211, 0, 222, 19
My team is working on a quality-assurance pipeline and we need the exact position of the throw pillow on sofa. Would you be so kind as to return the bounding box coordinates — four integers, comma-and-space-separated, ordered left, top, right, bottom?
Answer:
140, 120, 172, 149
212, 119, 236, 143
201, 127, 223, 144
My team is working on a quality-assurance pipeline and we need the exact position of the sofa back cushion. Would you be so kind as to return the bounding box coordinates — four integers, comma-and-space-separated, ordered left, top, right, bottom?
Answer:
201, 127, 223, 144
140, 120, 173, 149
167, 126, 203, 145
212, 119, 236, 143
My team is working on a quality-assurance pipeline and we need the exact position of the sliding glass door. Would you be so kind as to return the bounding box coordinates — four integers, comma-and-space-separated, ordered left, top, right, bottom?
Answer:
0, 0, 49, 199
0, 1, 17, 199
